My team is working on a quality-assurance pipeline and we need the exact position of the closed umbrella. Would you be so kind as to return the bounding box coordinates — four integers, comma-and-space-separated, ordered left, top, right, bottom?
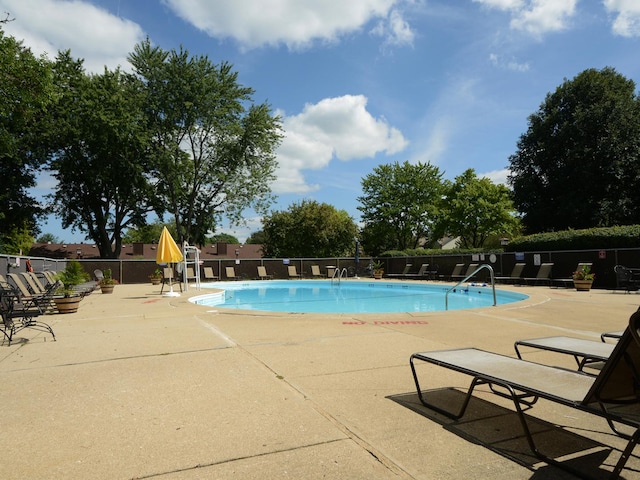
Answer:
156, 227, 183, 297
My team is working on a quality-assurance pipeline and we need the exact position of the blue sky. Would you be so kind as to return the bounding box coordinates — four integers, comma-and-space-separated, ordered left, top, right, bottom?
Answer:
2, 0, 639, 243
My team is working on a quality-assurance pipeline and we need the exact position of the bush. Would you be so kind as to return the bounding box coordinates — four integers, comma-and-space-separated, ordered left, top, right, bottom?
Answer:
506, 225, 640, 251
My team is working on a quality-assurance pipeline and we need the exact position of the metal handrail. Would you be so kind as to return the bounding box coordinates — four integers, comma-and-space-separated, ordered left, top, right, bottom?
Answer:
331, 267, 348, 285
445, 264, 496, 310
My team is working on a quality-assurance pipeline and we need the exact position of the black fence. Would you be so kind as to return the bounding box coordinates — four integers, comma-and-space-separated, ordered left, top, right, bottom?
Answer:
2, 248, 640, 290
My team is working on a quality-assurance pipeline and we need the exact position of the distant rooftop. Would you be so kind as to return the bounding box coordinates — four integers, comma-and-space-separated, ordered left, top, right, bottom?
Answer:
28, 242, 263, 260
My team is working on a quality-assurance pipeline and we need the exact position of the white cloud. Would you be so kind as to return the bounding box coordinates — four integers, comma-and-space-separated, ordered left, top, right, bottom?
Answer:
162, 0, 412, 50
473, 0, 577, 36
480, 168, 510, 185
489, 53, 530, 71
273, 95, 408, 193
604, 0, 640, 37
370, 8, 415, 48
0, 0, 144, 73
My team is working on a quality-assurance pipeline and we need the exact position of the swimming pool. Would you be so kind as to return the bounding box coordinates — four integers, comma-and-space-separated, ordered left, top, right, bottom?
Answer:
189, 280, 528, 314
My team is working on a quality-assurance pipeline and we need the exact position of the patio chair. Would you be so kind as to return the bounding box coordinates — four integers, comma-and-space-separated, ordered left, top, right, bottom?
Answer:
551, 262, 593, 288
451, 263, 479, 282
386, 264, 413, 279
495, 263, 525, 284
94, 269, 104, 283
160, 267, 182, 293
20, 272, 47, 295
0, 279, 59, 345
448, 263, 465, 281
401, 263, 431, 280
203, 266, 219, 281
410, 308, 640, 479
257, 266, 273, 280
522, 262, 554, 285
514, 336, 615, 372
601, 330, 623, 343
7, 273, 36, 298
225, 267, 238, 281
288, 266, 301, 279
614, 265, 640, 293
310, 265, 323, 278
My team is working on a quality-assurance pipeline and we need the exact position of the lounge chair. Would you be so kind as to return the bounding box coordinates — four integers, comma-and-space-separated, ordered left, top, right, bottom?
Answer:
495, 263, 525, 284
386, 264, 413, 279
522, 262, 554, 285
203, 266, 219, 281
160, 267, 182, 293
20, 272, 47, 295
310, 265, 323, 278
514, 336, 615, 372
410, 312, 640, 478
257, 266, 272, 280
410, 309, 640, 479
0, 279, 59, 345
614, 265, 640, 293
404, 263, 432, 280
451, 263, 479, 282
288, 266, 301, 279
225, 267, 238, 281
448, 263, 465, 281
94, 269, 104, 283
601, 330, 623, 343
551, 262, 593, 288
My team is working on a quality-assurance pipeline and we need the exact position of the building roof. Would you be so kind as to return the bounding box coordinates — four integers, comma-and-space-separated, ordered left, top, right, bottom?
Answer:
28, 242, 263, 260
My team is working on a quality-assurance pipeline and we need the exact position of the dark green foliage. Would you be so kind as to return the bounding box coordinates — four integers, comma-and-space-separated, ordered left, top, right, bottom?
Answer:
128, 40, 282, 246
505, 225, 640, 251
509, 67, 640, 232
358, 161, 444, 255
57, 259, 90, 288
262, 200, 358, 258
47, 52, 157, 258
0, 29, 53, 244
436, 169, 521, 248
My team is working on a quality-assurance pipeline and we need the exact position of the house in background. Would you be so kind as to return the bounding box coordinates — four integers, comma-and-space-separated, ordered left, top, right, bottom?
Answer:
28, 242, 263, 260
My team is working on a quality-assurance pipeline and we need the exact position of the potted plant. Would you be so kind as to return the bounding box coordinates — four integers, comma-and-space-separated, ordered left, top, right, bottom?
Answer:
99, 268, 117, 293
372, 261, 384, 280
54, 259, 90, 313
573, 265, 595, 291
149, 268, 163, 285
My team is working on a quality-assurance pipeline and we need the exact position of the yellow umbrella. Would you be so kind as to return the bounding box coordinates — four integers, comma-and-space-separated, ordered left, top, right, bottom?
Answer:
156, 227, 183, 296
156, 227, 183, 264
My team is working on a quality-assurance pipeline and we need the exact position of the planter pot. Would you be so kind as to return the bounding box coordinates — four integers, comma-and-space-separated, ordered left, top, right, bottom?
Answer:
373, 271, 384, 280
573, 279, 593, 291
100, 284, 115, 294
54, 296, 81, 314
150, 278, 161, 285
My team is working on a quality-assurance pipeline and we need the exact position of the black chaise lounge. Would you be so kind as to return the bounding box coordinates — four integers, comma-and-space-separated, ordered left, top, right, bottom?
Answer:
410, 309, 640, 479
514, 336, 615, 372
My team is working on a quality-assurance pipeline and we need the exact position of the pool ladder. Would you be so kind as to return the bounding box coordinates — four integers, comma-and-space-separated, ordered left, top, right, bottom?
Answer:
331, 267, 348, 285
444, 264, 496, 310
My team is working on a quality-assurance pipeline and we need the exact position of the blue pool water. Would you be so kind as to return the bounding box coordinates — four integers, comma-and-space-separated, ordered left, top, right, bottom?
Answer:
189, 280, 528, 314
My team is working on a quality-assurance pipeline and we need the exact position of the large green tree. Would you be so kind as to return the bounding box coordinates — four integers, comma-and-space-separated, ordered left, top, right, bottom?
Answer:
47, 52, 157, 258
436, 169, 520, 248
0, 28, 53, 251
357, 161, 444, 255
128, 40, 282, 247
508, 67, 640, 232
262, 200, 357, 258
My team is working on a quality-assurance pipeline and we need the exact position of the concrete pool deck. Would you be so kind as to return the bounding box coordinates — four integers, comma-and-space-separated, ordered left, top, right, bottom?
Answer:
1, 281, 639, 479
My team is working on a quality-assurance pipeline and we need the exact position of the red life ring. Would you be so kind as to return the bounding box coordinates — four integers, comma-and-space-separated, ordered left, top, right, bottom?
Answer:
25, 259, 33, 272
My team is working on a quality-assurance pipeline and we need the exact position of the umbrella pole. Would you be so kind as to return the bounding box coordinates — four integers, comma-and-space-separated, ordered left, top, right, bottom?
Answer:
163, 263, 181, 297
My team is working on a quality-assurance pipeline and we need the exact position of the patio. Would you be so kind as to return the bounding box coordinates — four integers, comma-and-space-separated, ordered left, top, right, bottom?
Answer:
1, 282, 639, 479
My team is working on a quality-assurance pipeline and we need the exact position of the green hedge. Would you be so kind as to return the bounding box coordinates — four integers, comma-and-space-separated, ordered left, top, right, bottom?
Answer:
378, 225, 640, 256
505, 225, 640, 251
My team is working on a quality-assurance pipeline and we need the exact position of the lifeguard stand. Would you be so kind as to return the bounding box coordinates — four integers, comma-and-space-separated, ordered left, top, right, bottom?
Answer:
182, 243, 201, 291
